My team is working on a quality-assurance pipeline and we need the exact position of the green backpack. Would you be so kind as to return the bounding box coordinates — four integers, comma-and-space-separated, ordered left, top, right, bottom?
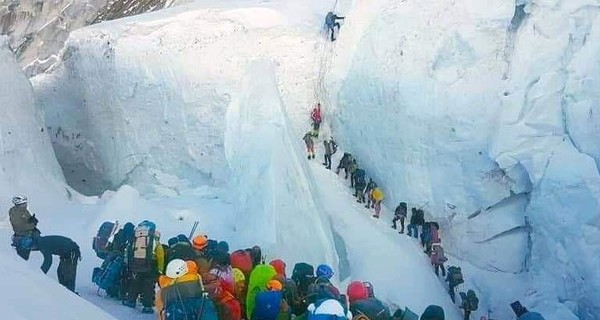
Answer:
246, 264, 277, 317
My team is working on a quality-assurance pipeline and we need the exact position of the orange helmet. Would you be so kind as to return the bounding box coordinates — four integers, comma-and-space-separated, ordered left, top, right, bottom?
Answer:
266, 280, 283, 291
192, 235, 208, 250
186, 260, 199, 274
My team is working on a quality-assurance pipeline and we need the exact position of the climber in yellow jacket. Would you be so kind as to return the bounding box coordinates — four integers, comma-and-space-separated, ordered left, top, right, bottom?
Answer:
371, 187, 384, 219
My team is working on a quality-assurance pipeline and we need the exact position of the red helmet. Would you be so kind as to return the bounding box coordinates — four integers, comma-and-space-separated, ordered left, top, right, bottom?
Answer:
269, 259, 287, 278
347, 281, 369, 303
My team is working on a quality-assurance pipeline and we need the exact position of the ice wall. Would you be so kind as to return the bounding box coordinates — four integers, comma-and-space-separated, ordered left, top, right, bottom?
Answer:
329, 0, 600, 319
0, 36, 65, 202
224, 60, 337, 267
33, 3, 327, 196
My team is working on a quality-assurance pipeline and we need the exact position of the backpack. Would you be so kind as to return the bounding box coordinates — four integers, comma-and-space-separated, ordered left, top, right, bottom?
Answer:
350, 298, 391, 320
465, 290, 478, 311
421, 223, 432, 242
253, 291, 284, 319
168, 243, 196, 263
231, 250, 253, 276
394, 307, 419, 320
307, 278, 340, 304
93, 221, 117, 259
129, 220, 160, 272
246, 265, 277, 317
292, 263, 316, 295
291, 263, 315, 315
308, 299, 348, 320
162, 281, 219, 320
92, 255, 124, 293
447, 266, 464, 285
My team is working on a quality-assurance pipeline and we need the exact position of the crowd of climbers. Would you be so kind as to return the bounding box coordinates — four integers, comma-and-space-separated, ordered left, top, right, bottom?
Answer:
89, 219, 446, 320
300, 103, 546, 320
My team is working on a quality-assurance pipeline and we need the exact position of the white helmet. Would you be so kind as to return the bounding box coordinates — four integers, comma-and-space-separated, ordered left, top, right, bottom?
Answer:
166, 259, 188, 279
12, 196, 27, 206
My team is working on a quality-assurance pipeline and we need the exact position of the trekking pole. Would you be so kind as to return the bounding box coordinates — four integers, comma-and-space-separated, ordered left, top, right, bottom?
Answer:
196, 292, 208, 320
189, 221, 199, 240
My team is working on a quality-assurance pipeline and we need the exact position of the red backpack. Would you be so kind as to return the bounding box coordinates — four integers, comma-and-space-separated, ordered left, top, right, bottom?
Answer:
230, 250, 253, 276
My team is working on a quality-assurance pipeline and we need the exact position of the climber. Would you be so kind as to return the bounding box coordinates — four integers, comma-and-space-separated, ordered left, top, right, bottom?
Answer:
37, 235, 81, 293
100, 221, 135, 299
364, 179, 377, 208
306, 298, 352, 319
371, 187, 384, 218
306, 264, 341, 304
446, 266, 464, 304
325, 11, 345, 41
123, 220, 165, 314
430, 243, 447, 277
336, 153, 353, 179
9, 195, 41, 260
392, 202, 407, 233
303, 131, 316, 160
166, 234, 196, 263
253, 279, 291, 320
311, 103, 323, 132
349, 160, 358, 188
323, 137, 337, 170
459, 290, 479, 320
353, 169, 367, 203
420, 305, 445, 320
156, 259, 219, 320
421, 222, 433, 253
511, 301, 545, 320
347, 281, 391, 320
191, 234, 212, 274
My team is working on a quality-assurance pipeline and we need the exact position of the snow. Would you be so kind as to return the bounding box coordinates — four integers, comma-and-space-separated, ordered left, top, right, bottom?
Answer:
0, 239, 117, 319
224, 60, 337, 267
1, 0, 598, 319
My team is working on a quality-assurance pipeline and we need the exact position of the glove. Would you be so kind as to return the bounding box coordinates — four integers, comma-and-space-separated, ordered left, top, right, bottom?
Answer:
29, 214, 39, 225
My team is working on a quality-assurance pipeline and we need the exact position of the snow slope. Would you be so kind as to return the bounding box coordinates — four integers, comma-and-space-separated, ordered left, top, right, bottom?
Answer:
0, 237, 117, 320
224, 60, 337, 267
328, 0, 600, 319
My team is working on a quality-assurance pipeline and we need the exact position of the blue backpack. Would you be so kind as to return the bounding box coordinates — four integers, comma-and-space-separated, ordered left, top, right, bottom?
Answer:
165, 297, 219, 320
308, 299, 348, 320
93, 255, 123, 291
253, 291, 283, 320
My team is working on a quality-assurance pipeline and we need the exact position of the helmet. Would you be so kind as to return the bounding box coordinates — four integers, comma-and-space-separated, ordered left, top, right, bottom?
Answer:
186, 260, 198, 274
192, 235, 208, 250
269, 259, 287, 278
12, 196, 27, 206
347, 281, 369, 303
266, 280, 283, 291
232, 268, 246, 283
166, 259, 189, 279
316, 264, 334, 279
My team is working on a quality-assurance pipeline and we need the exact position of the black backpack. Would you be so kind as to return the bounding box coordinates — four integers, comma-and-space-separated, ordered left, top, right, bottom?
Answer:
291, 263, 315, 315
307, 277, 340, 304
447, 266, 464, 286
466, 290, 479, 311
93, 221, 117, 259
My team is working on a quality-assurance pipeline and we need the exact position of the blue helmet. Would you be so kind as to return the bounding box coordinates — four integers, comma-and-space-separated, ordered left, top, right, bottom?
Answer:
316, 264, 334, 279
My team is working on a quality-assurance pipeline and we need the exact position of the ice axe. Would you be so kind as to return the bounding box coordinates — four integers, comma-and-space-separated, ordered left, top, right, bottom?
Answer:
189, 221, 199, 240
